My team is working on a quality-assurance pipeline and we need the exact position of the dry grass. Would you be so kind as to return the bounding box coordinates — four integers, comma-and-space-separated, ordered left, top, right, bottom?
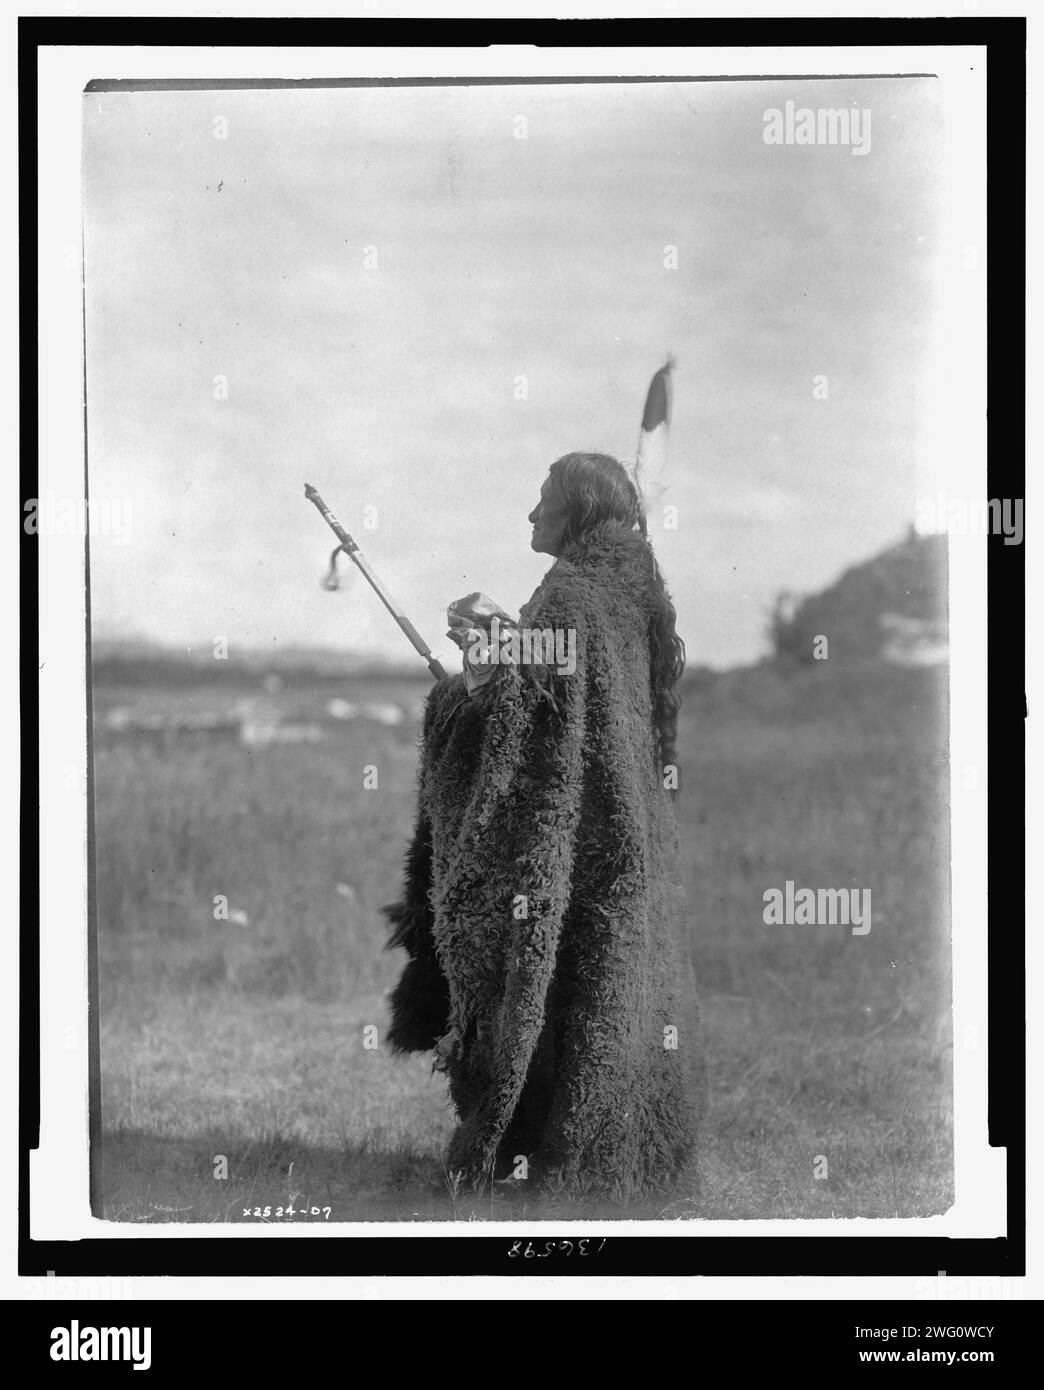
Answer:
93, 662, 953, 1222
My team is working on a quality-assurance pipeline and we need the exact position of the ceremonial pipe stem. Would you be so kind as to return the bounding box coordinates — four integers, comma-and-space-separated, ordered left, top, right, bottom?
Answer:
304, 483, 449, 681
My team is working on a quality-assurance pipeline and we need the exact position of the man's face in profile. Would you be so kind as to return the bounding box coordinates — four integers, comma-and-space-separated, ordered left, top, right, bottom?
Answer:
528, 472, 570, 555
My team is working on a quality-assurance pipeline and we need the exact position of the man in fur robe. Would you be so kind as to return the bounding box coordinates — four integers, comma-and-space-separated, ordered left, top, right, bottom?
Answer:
384, 452, 706, 1201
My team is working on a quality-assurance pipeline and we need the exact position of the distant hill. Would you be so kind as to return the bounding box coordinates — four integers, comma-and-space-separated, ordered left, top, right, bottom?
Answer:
767, 528, 948, 668
90, 637, 425, 687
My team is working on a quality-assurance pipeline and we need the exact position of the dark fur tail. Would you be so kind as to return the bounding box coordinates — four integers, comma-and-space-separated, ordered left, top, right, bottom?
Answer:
383, 900, 451, 1053
382, 812, 450, 1053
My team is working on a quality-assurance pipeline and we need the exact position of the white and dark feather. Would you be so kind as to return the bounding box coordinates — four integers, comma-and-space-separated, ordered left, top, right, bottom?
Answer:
629, 357, 674, 535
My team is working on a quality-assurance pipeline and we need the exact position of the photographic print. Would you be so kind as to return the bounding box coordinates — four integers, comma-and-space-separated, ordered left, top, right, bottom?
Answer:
78, 67, 963, 1228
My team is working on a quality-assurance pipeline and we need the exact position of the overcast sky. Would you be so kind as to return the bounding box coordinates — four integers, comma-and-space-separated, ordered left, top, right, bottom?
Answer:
83, 77, 943, 669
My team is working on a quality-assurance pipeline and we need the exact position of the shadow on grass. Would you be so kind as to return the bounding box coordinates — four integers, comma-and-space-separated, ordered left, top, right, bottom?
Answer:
96, 1127, 701, 1224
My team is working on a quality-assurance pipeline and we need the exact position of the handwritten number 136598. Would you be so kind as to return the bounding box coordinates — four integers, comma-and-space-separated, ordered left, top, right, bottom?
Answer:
508, 1239, 607, 1258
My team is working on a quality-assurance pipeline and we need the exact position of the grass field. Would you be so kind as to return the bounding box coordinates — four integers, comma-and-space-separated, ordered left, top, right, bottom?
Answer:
92, 660, 953, 1222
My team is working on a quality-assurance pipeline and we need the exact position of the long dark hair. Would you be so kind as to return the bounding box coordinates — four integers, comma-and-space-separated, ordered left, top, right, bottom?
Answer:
548, 451, 686, 777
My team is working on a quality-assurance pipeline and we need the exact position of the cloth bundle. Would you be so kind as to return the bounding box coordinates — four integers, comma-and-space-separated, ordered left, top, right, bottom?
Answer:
445, 591, 519, 696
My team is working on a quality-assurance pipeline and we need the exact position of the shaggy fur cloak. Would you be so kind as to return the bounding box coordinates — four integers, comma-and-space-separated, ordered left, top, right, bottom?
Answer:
384, 520, 706, 1199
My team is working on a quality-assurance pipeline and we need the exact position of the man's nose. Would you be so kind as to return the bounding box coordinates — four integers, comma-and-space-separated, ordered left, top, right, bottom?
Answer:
527, 505, 540, 524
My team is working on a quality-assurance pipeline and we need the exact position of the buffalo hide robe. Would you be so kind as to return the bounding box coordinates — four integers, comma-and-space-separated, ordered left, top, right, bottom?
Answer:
384, 521, 707, 1200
